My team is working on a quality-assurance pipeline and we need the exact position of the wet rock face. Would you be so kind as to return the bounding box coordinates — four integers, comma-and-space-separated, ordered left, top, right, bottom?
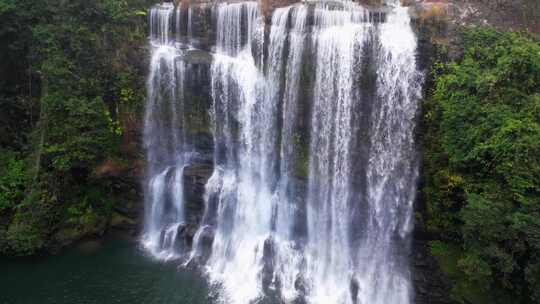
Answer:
294, 274, 307, 296
182, 53, 214, 153
196, 226, 214, 253
174, 222, 198, 247
176, 162, 213, 250
183, 163, 213, 221
181, 225, 214, 264
262, 237, 277, 293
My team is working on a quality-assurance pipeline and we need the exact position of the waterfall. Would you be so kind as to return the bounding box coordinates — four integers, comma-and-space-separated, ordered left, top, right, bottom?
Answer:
142, 3, 190, 260
143, 1, 422, 303
303, 3, 422, 304
149, 3, 174, 45
305, 4, 363, 303
205, 3, 269, 303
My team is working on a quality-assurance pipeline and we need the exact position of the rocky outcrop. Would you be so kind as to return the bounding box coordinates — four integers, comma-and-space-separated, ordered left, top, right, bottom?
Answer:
408, 0, 539, 35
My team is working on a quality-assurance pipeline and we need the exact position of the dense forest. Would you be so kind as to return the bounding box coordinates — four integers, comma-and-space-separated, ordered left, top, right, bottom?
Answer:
0, 0, 151, 255
0, 0, 539, 304
420, 28, 540, 303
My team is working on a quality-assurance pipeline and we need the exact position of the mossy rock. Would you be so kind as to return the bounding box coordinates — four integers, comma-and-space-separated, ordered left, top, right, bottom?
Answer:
50, 211, 108, 252
53, 228, 84, 246
110, 212, 137, 230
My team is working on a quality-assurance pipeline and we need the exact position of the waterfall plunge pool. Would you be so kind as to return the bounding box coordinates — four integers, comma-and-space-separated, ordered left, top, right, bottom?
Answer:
0, 235, 212, 304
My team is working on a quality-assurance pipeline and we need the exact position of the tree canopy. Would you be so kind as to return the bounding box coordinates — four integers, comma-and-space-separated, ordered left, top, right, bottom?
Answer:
422, 28, 540, 303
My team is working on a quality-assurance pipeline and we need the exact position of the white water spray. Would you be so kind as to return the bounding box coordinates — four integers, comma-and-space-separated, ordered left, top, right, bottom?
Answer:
144, 1, 422, 303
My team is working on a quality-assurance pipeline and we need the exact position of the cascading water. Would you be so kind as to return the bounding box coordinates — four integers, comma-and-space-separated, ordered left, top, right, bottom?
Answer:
143, 1, 422, 303
304, 3, 422, 304
204, 4, 271, 303
143, 3, 190, 260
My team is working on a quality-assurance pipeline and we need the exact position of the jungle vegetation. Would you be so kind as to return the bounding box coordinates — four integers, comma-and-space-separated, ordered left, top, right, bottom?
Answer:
421, 28, 540, 304
0, 0, 151, 255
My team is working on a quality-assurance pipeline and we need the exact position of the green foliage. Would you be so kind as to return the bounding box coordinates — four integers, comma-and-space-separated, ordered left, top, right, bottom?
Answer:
42, 95, 116, 172
0, 152, 27, 212
0, 1, 15, 14
422, 28, 540, 303
430, 241, 497, 304
0, 0, 151, 256
0, 185, 51, 255
5, 221, 44, 255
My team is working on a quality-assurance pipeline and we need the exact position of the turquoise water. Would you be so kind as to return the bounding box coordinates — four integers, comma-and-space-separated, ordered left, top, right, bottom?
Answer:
0, 235, 212, 304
